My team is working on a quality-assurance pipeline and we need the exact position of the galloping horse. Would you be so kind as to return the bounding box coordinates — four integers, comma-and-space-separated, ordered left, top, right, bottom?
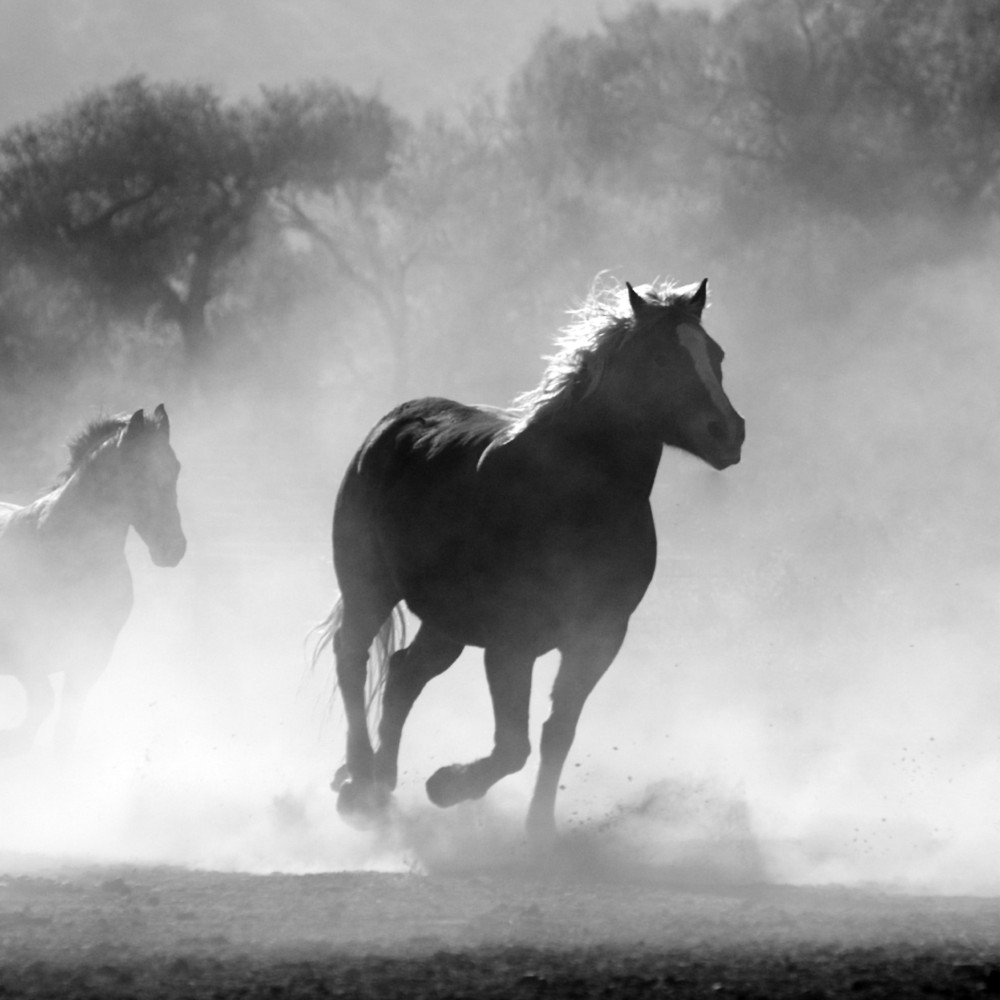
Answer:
0, 405, 186, 754
315, 279, 745, 839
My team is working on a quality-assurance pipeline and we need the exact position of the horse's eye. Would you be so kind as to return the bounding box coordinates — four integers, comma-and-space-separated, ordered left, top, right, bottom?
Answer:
653, 352, 669, 368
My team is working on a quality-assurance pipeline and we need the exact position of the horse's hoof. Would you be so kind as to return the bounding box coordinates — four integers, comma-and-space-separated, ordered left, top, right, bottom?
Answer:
336, 779, 392, 828
330, 764, 350, 792
425, 765, 468, 808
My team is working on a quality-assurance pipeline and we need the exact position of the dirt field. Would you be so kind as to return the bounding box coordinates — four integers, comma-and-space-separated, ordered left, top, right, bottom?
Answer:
2, 857, 1000, 999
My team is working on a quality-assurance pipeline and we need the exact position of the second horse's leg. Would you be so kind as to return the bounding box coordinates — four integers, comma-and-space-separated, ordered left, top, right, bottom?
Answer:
425, 645, 534, 808
53, 654, 109, 758
0, 670, 55, 756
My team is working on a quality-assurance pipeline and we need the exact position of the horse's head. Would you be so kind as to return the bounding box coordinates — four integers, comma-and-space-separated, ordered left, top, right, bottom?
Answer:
120, 404, 187, 566
618, 279, 744, 470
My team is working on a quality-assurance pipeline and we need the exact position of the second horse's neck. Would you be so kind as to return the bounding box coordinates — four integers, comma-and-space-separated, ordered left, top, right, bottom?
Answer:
38, 465, 130, 563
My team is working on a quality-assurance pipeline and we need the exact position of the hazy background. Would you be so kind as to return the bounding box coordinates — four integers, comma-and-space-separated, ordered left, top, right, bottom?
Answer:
0, 0, 733, 127
2, 0, 999, 894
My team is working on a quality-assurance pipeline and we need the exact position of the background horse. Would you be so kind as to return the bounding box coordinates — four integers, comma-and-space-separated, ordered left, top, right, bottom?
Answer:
315, 278, 745, 840
0, 405, 186, 754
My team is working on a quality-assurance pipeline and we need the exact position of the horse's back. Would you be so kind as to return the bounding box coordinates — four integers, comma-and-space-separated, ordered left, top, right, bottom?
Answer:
334, 398, 508, 605
354, 397, 508, 473
337, 397, 508, 532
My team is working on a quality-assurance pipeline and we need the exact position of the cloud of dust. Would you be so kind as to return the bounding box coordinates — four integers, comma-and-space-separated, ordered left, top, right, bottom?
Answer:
3, 223, 1000, 898
0, 391, 402, 874
528, 235, 1000, 897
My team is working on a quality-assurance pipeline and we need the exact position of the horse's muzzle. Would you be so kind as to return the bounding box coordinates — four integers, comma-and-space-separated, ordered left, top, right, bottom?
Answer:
703, 412, 745, 470
711, 449, 742, 471
151, 535, 187, 567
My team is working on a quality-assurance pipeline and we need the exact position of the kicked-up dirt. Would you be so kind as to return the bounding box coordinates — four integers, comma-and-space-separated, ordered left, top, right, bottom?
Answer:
2, 857, 1000, 998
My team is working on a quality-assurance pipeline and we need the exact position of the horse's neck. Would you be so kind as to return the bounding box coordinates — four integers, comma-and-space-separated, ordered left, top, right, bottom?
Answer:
520, 397, 663, 499
39, 458, 130, 556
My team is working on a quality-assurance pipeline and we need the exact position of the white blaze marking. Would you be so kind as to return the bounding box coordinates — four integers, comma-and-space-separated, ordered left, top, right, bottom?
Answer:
677, 323, 729, 412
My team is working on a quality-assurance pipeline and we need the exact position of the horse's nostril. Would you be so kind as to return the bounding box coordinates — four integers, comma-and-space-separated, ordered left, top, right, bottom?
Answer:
707, 420, 726, 442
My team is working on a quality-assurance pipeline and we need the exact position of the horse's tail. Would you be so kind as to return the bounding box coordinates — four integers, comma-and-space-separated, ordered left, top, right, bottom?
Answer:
310, 598, 344, 678
310, 598, 407, 726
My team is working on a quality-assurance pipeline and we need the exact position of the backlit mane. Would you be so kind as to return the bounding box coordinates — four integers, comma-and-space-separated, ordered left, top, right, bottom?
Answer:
60, 414, 129, 481
498, 277, 688, 446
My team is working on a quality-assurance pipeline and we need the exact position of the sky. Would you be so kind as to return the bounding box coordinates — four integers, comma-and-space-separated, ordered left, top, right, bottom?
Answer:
0, 0, 729, 129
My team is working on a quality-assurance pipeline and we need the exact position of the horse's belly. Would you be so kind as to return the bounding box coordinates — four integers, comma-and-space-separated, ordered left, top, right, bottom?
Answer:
400, 549, 652, 652
374, 461, 657, 649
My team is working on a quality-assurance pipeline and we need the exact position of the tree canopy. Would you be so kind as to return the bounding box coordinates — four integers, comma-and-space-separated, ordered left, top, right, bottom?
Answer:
0, 75, 397, 367
509, 0, 1000, 225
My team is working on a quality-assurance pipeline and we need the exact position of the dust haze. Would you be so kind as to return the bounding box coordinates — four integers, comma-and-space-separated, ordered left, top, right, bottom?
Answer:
2, 3, 1000, 899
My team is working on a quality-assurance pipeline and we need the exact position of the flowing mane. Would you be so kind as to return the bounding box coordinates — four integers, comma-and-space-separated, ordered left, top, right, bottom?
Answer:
495, 277, 695, 449
60, 414, 129, 481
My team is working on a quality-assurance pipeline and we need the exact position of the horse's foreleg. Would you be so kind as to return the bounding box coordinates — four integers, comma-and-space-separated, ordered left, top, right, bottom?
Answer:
426, 645, 533, 808
0, 671, 55, 756
374, 626, 463, 790
526, 625, 627, 842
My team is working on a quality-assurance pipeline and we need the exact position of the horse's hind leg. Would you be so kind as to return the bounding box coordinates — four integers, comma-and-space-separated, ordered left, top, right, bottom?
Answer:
526, 623, 627, 842
374, 625, 464, 790
334, 596, 396, 820
426, 645, 534, 808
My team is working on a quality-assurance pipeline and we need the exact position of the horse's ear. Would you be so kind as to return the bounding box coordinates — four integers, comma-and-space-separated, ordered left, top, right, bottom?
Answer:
627, 282, 649, 318
124, 408, 146, 441
689, 278, 708, 317
153, 403, 170, 434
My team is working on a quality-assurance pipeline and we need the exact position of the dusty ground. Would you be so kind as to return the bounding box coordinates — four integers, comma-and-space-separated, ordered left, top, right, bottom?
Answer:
2, 857, 1000, 998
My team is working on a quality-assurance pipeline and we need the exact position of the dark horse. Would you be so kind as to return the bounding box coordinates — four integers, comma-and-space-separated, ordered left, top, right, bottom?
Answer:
315, 279, 745, 840
0, 405, 185, 754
